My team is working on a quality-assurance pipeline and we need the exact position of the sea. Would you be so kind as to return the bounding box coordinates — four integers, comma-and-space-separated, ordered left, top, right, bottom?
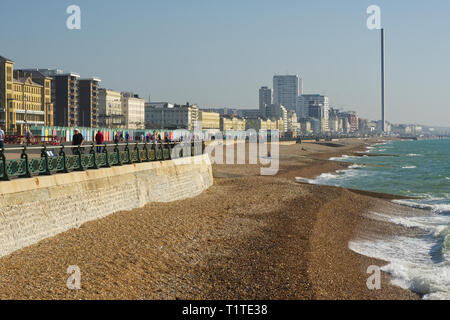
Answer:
300, 139, 450, 300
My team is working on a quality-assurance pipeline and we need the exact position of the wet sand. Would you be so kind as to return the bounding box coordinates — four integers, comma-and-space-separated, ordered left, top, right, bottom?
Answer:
0, 138, 419, 299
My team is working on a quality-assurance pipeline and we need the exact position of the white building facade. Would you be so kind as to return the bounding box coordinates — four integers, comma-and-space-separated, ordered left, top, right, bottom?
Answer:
98, 88, 124, 128
121, 92, 145, 129
145, 103, 199, 130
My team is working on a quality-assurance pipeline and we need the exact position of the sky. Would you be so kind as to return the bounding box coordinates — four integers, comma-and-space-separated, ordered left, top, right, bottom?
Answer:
1, 0, 449, 127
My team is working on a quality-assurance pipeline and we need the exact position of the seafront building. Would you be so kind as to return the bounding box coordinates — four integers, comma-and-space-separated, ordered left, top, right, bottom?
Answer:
0, 56, 53, 134
264, 103, 288, 133
245, 117, 283, 132
78, 78, 101, 128
199, 111, 220, 131
145, 103, 199, 130
121, 92, 145, 129
220, 116, 246, 131
287, 110, 300, 135
53, 72, 81, 127
339, 111, 359, 133
98, 89, 125, 128
273, 75, 302, 112
29, 69, 81, 128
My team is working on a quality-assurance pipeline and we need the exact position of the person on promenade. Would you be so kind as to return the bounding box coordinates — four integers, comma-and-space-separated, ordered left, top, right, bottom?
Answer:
26, 128, 32, 146
114, 132, 119, 144
95, 130, 104, 153
0, 126, 5, 150
72, 129, 84, 155
125, 132, 130, 142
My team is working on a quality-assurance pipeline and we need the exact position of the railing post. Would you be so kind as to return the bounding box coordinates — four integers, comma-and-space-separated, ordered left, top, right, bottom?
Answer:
125, 142, 131, 164
143, 142, 149, 162
90, 143, 98, 169
20, 146, 31, 178
135, 142, 141, 163
160, 143, 165, 160
41, 145, 51, 175
0, 147, 10, 181
151, 142, 156, 161
59, 145, 69, 173
103, 143, 111, 167
114, 143, 121, 165
76, 145, 85, 171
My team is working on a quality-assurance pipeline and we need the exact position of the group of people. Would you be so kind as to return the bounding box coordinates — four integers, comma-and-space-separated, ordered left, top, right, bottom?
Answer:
70, 129, 175, 154
0, 127, 33, 150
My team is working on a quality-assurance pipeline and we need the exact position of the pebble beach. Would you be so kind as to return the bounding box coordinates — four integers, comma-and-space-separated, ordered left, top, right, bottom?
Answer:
0, 139, 419, 300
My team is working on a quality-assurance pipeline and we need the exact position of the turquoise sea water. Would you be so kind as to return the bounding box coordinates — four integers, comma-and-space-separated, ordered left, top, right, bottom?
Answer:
302, 139, 450, 300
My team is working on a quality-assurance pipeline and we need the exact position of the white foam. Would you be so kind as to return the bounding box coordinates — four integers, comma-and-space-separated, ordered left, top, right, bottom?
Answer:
402, 166, 417, 169
393, 199, 450, 215
295, 177, 315, 184
349, 236, 450, 300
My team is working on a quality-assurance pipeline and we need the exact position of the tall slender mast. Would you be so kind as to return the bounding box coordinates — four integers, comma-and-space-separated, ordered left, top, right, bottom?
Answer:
381, 28, 386, 132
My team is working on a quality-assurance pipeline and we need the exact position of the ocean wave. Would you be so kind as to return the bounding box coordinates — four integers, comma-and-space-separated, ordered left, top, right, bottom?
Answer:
295, 177, 315, 184
349, 236, 450, 300
329, 154, 355, 161
408, 153, 422, 157
402, 166, 417, 169
348, 164, 364, 169
392, 199, 450, 215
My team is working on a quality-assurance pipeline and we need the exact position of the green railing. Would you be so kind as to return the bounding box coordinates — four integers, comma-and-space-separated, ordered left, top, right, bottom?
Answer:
0, 142, 205, 181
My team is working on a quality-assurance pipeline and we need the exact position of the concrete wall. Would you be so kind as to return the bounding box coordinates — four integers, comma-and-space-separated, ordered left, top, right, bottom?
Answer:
0, 154, 213, 258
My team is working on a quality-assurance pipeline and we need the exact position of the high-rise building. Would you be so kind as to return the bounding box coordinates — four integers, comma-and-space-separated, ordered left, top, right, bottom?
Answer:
53, 73, 80, 127
273, 75, 302, 112
79, 78, 101, 128
259, 86, 272, 118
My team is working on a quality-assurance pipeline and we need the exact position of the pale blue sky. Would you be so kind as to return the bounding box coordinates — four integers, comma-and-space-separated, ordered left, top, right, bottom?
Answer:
1, 0, 449, 126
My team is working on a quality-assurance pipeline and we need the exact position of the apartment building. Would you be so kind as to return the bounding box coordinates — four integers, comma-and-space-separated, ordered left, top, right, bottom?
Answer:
79, 78, 101, 128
